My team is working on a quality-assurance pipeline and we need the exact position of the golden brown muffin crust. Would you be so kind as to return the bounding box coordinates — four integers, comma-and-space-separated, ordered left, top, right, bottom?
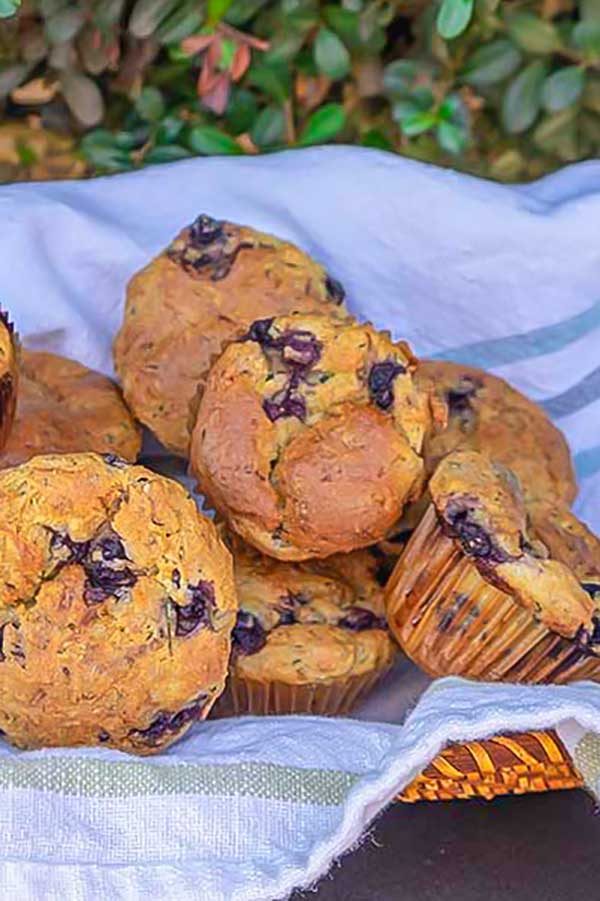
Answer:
113, 215, 349, 456
230, 543, 395, 684
416, 360, 576, 507
0, 453, 237, 754
0, 350, 141, 469
191, 314, 439, 559
528, 506, 600, 586
429, 450, 597, 641
0, 310, 18, 452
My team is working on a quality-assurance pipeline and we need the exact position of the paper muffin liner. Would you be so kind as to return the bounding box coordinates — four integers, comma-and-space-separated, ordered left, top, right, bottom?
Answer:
0, 308, 19, 452
212, 660, 394, 718
385, 505, 600, 684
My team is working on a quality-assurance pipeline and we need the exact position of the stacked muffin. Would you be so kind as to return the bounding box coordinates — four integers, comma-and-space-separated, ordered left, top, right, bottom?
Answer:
0, 213, 597, 755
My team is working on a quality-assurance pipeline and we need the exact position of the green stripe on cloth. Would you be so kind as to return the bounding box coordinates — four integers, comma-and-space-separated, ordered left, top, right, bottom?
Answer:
573, 733, 600, 789
0, 758, 358, 805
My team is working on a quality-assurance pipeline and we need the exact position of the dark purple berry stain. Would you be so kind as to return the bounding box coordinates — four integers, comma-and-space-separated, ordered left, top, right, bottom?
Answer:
443, 503, 509, 565
244, 319, 323, 423
0, 373, 13, 430
189, 214, 225, 246
338, 606, 387, 631
325, 275, 345, 304
275, 590, 309, 625
102, 453, 128, 468
172, 568, 182, 589
446, 376, 482, 420
232, 611, 267, 655
129, 694, 208, 745
173, 580, 216, 637
170, 214, 252, 281
582, 582, 600, 599
49, 526, 138, 606
368, 360, 406, 411
98, 730, 110, 743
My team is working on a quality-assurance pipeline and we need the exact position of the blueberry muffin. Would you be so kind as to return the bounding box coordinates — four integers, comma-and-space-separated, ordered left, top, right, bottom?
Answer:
385, 449, 600, 684
113, 215, 348, 457
415, 360, 576, 507
528, 506, 600, 592
190, 314, 443, 560
0, 310, 18, 451
0, 350, 141, 469
215, 541, 396, 716
0, 453, 237, 753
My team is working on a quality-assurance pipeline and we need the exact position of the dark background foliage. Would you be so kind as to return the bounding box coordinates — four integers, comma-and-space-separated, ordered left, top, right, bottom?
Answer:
1, 0, 599, 182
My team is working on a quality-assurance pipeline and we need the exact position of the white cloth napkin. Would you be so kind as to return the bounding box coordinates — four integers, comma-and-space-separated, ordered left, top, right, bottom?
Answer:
1, 147, 600, 900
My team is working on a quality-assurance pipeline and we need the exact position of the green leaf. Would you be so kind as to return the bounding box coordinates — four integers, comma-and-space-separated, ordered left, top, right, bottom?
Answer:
502, 61, 547, 134
0, 0, 19, 18
114, 128, 149, 149
129, 0, 179, 39
436, 0, 474, 40
186, 125, 243, 155
93, 0, 126, 29
145, 145, 192, 163
247, 62, 290, 102
580, 0, 600, 22
314, 27, 351, 80
533, 107, 577, 143
60, 70, 105, 127
572, 20, 600, 54
225, 0, 268, 26
360, 129, 394, 151
461, 39, 522, 87
225, 88, 259, 134
45, 7, 85, 43
80, 131, 133, 171
436, 119, 467, 154
156, 2, 204, 43
207, 0, 234, 26
542, 66, 584, 113
383, 60, 419, 96
155, 116, 184, 144
298, 103, 346, 146
401, 111, 437, 136
135, 86, 165, 121
507, 14, 559, 54
322, 6, 361, 49
251, 104, 286, 147
392, 99, 422, 123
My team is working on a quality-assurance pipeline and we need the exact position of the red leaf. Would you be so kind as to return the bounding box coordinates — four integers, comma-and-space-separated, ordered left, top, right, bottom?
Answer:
230, 44, 250, 82
181, 34, 214, 56
200, 72, 231, 115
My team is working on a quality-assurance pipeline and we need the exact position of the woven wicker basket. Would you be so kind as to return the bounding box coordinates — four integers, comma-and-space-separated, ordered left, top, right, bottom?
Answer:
398, 730, 583, 802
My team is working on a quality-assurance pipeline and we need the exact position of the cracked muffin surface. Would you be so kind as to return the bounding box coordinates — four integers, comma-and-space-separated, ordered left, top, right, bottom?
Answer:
0, 453, 237, 754
0, 310, 18, 452
113, 215, 349, 456
230, 542, 395, 685
0, 350, 141, 469
416, 360, 576, 507
429, 450, 596, 640
191, 314, 441, 560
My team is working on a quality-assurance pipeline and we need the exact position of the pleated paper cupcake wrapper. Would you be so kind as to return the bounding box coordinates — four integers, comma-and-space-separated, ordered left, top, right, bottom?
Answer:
0, 307, 19, 452
213, 663, 394, 717
385, 505, 600, 684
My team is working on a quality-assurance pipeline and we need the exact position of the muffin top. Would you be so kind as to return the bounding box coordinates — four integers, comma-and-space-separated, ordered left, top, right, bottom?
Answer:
191, 313, 442, 560
0, 310, 18, 451
0, 453, 237, 754
528, 506, 600, 591
230, 542, 396, 685
416, 360, 576, 507
429, 450, 598, 642
113, 214, 348, 457
0, 350, 141, 469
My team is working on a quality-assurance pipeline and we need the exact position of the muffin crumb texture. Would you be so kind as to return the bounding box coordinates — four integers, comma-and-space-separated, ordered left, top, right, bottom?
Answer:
0, 453, 237, 754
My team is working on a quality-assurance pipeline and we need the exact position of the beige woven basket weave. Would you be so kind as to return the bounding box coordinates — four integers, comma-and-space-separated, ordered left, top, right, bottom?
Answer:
398, 730, 583, 802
